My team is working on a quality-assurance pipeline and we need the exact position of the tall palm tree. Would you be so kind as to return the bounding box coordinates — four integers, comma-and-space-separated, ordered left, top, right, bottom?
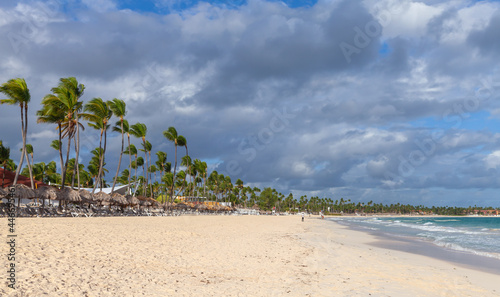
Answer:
130, 123, 148, 195
163, 126, 186, 203
108, 98, 127, 193
124, 142, 137, 195
194, 159, 207, 197
0, 78, 33, 188
143, 140, 153, 196
0, 141, 10, 187
38, 77, 85, 189
85, 98, 112, 193
60, 78, 85, 189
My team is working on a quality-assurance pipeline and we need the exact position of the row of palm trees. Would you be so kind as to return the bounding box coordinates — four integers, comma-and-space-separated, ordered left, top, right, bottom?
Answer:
0, 77, 251, 206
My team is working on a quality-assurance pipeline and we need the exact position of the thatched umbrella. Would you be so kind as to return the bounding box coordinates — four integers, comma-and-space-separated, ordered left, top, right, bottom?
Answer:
140, 200, 151, 208
136, 195, 148, 201
78, 189, 96, 206
35, 186, 58, 208
13, 184, 36, 207
174, 202, 189, 210
195, 203, 208, 211
57, 187, 81, 203
0, 187, 7, 199
111, 193, 127, 206
94, 191, 111, 206
126, 195, 139, 207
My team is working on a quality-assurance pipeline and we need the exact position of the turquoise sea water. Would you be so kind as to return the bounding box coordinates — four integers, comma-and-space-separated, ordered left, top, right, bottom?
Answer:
329, 216, 500, 261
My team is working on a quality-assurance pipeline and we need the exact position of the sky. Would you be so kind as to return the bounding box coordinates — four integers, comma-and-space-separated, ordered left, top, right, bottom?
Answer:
1, 0, 500, 207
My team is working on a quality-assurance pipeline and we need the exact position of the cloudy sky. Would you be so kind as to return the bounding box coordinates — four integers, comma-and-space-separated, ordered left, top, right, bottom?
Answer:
1, 0, 500, 207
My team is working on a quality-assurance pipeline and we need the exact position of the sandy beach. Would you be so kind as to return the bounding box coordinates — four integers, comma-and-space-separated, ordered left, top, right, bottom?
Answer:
1, 215, 499, 296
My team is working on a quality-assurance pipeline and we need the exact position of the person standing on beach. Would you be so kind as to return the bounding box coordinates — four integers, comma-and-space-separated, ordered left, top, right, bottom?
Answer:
301, 212, 304, 222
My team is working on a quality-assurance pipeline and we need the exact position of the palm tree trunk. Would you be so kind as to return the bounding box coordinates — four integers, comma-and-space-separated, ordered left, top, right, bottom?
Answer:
76, 116, 81, 190
170, 145, 177, 204
148, 150, 153, 196
111, 120, 124, 193
25, 104, 34, 189
56, 124, 65, 189
13, 105, 25, 186
61, 134, 72, 189
143, 140, 148, 196
92, 130, 104, 194
100, 128, 108, 192
71, 135, 77, 188
24, 149, 34, 188
127, 133, 131, 195
133, 154, 138, 196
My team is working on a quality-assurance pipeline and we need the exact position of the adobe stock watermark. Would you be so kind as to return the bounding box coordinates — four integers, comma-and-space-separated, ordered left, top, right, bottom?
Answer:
340, 1, 409, 64
221, 107, 299, 176
383, 78, 500, 187
7, 0, 63, 54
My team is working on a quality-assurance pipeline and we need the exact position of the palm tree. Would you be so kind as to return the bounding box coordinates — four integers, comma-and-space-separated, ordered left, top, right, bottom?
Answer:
108, 98, 127, 193
59, 78, 85, 189
163, 126, 186, 203
38, 77, 85, 189
0, 141, 10, 187
194, 159, 207, 197
124, 142, 137, 195
130, 123, 148, 195
0, 78, 33, 188
85, 98, 112, 193
24, 144, 34, 174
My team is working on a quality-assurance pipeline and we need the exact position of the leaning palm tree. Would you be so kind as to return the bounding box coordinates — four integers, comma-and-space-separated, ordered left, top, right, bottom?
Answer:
108, 98, 127, 193
130, 123, 148, 195
0, 78, 33, 188
84, 97, 112, 193
163, 126, 186, 204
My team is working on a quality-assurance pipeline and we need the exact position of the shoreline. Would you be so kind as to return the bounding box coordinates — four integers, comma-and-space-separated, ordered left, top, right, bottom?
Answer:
301, 216, 500, 296
1, 215, 499, 296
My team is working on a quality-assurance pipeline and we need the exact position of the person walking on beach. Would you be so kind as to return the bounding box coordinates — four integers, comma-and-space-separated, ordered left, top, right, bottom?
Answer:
301, 212, 304, 222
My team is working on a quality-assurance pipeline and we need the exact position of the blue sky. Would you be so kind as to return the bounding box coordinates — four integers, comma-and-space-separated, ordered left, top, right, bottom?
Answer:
1, 0, 500, 207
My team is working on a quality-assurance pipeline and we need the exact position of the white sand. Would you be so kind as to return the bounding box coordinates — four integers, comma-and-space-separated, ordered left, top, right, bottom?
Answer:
0, 215, 498, 296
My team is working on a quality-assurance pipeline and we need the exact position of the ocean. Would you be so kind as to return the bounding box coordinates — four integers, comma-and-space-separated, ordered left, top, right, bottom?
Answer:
328, 216, 500, 272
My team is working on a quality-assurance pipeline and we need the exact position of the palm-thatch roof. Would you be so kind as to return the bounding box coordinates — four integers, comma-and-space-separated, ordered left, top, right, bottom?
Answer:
194, 203, 208, 211
140, 200, 151, 207
136, 195, 148, 201
125, 195, 139, 206
78, 189, 95, 204
94, 191, 111, 203
111, 193, 127, 205
56, 187, 81, 202
0, 187, 8, 199
13, 184, 36, 199
35, 186, 58, 200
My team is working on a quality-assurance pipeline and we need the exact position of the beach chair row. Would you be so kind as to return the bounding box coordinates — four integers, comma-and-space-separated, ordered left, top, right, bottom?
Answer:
0, 205, 236, 218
